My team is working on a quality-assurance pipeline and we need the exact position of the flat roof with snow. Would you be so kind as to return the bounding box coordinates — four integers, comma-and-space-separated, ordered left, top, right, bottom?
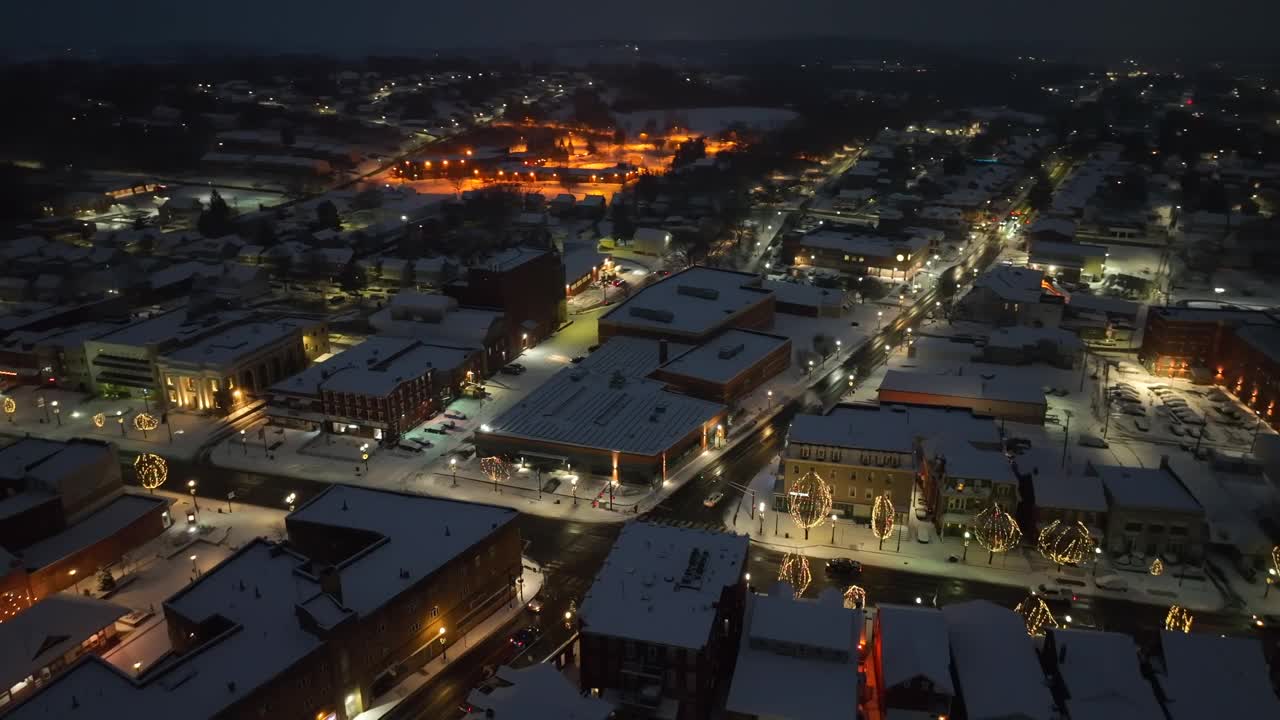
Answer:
484, 361, 722, 457
879, 369, 1047, 407
726, 591, 860, 720
942, 600, 1054, 720
600, 266, 773, 340
162, 318, 308, 366
467, 664, 614, 720
1047, 628, 1164, 720
798, 231, 928, 260
973, 266, 1048, 304
789, 405, 998, 456
579, 522, 746, 650
877, 604, 954, 696
578, 336, 692, 379
1092, 464, 1201, 514
1157, 631, 1280, 720
657, 330, 789, 385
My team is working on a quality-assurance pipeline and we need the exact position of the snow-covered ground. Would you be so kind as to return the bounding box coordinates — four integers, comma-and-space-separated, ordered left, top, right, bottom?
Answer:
209, 301, 898, 522
0, 384, 228, 461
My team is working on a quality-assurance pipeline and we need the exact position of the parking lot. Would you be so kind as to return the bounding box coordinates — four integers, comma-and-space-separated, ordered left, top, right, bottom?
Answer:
1098, 368, 1271, 455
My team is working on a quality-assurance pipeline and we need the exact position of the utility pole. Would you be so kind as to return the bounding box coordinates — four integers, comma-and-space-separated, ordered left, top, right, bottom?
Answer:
1061, 409, 1073, 468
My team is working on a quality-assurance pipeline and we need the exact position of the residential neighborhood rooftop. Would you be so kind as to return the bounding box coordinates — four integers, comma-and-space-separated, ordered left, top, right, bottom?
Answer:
601, 266, 773, 339
941, 600, 1055, 720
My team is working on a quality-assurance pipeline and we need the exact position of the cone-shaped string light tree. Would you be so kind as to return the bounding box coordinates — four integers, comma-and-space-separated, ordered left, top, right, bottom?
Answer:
843, 584, 867, 610
1149, 557, 1165, 576
974, 502, 1022, 565
1037, 520, 1095, 571
1014, 592, 1058, 636
1165, 605, 1193, 633
787, 471, 832, 541
779, 552, 812, 598
871, 493, 895, 550
133, 413, 159, 432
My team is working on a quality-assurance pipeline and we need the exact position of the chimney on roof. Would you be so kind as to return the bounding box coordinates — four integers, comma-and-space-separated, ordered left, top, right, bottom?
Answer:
659, 339, 669, 364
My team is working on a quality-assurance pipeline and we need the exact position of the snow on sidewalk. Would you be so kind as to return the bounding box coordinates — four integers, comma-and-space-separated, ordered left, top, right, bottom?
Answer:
354, 561, 546, 720
726, 466, 1228, 613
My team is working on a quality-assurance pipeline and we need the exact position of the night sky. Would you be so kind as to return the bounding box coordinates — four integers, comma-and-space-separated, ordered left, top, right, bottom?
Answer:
6, 1, 1279, 59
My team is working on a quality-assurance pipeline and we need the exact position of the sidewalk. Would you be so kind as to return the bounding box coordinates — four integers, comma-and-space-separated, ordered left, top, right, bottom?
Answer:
725, 465, 1229, 613
354, 561, 546, 720
207, 302, 900, 523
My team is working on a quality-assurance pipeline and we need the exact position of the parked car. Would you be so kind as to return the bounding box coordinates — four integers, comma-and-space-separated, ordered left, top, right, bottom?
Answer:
916, 524, 933, 543
570, 356, 585, 364
500, 364, 523, 375
825, 558, 863, 576
526, 598, 544, 613
1032, 584, 1071, 601
1095, 574, 1130, 591
444, 411, 468, 420
508, 626, 542, 648
1134, 418, 1151, 432
703, 491, 725, 508
1170, 425, 1186, 437
1122, 404, 1145, 416
1078, 434, 1109, 448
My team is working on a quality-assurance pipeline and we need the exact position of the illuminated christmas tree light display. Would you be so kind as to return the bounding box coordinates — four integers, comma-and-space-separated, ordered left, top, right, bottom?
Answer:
843, 584, 867, 609
1036, 520, 1095, 569
779, 552, 812, 597
92, 412, 105, 428
134, 453, 168, 492
1014, 593, 1058, 636
1271, 545, 1279, 575
0, 589, 32, 623
974, 502, 1022, 564
787, 471, 833, 541
2, 396, 15, 420
480, 456, 510, 493
1149, 557, 1165, 576
1164, 605, 1193, 633
871, 493, 895, 550
133, 412, 159, 432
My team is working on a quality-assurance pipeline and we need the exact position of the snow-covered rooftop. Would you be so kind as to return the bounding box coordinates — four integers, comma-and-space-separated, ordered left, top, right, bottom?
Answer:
760, 279, 843, 310
1091, 463, 1201, 514
467, 664, 614, 720
942, 601, 1054, 720
657, 330, 789, 385
484, 361, 722, 457
601, 266, 773, 340
1157, 631, 1280, 720
973, 266, 1047, 304
924, 436, 1017, 484
578, 336, 692, 379
286, 485, 517, 616
0, 595, 128, 692
798, 231, 928, 260
726, 590, 859, 720
1047, 628, 1164, 720
879, 369, 1047, 407
1023, 452, 1108, 514
877, 604, 954, 695
579, 522, 746, 649
789, 405, 998, 457
18, 494, 167, 570
163, 318, 308, 366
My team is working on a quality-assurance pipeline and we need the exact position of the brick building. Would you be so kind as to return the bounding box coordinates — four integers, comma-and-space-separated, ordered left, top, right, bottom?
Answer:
0, 438, 168, 614
650, 330, 791, 405
1138, 306, 1274, 380
445, 246, 566, 352
3, 486, 522, 720
578, 522, 748, 720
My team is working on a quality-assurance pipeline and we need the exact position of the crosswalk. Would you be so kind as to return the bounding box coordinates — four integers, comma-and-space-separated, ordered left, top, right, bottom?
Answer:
642, 517, 727, 533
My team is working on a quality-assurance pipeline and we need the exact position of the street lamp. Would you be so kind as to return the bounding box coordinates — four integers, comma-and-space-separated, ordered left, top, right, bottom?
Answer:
189, 554, 199, 575
963, 530, 971, 562
52, 401, 61, 427
450, 457, 458, 487
361, 452, 370, 472
831, 513, 838, 544
188, 479, 199, 511
240, 428, 247, 455
877, 311, 883, 329
438, 627, 448, 661
571, 476, 578, 506
767, 390, 773, 408
1093, 545, 1103, 576
1267, 568, 1277, 599
759, 502, 766, 534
